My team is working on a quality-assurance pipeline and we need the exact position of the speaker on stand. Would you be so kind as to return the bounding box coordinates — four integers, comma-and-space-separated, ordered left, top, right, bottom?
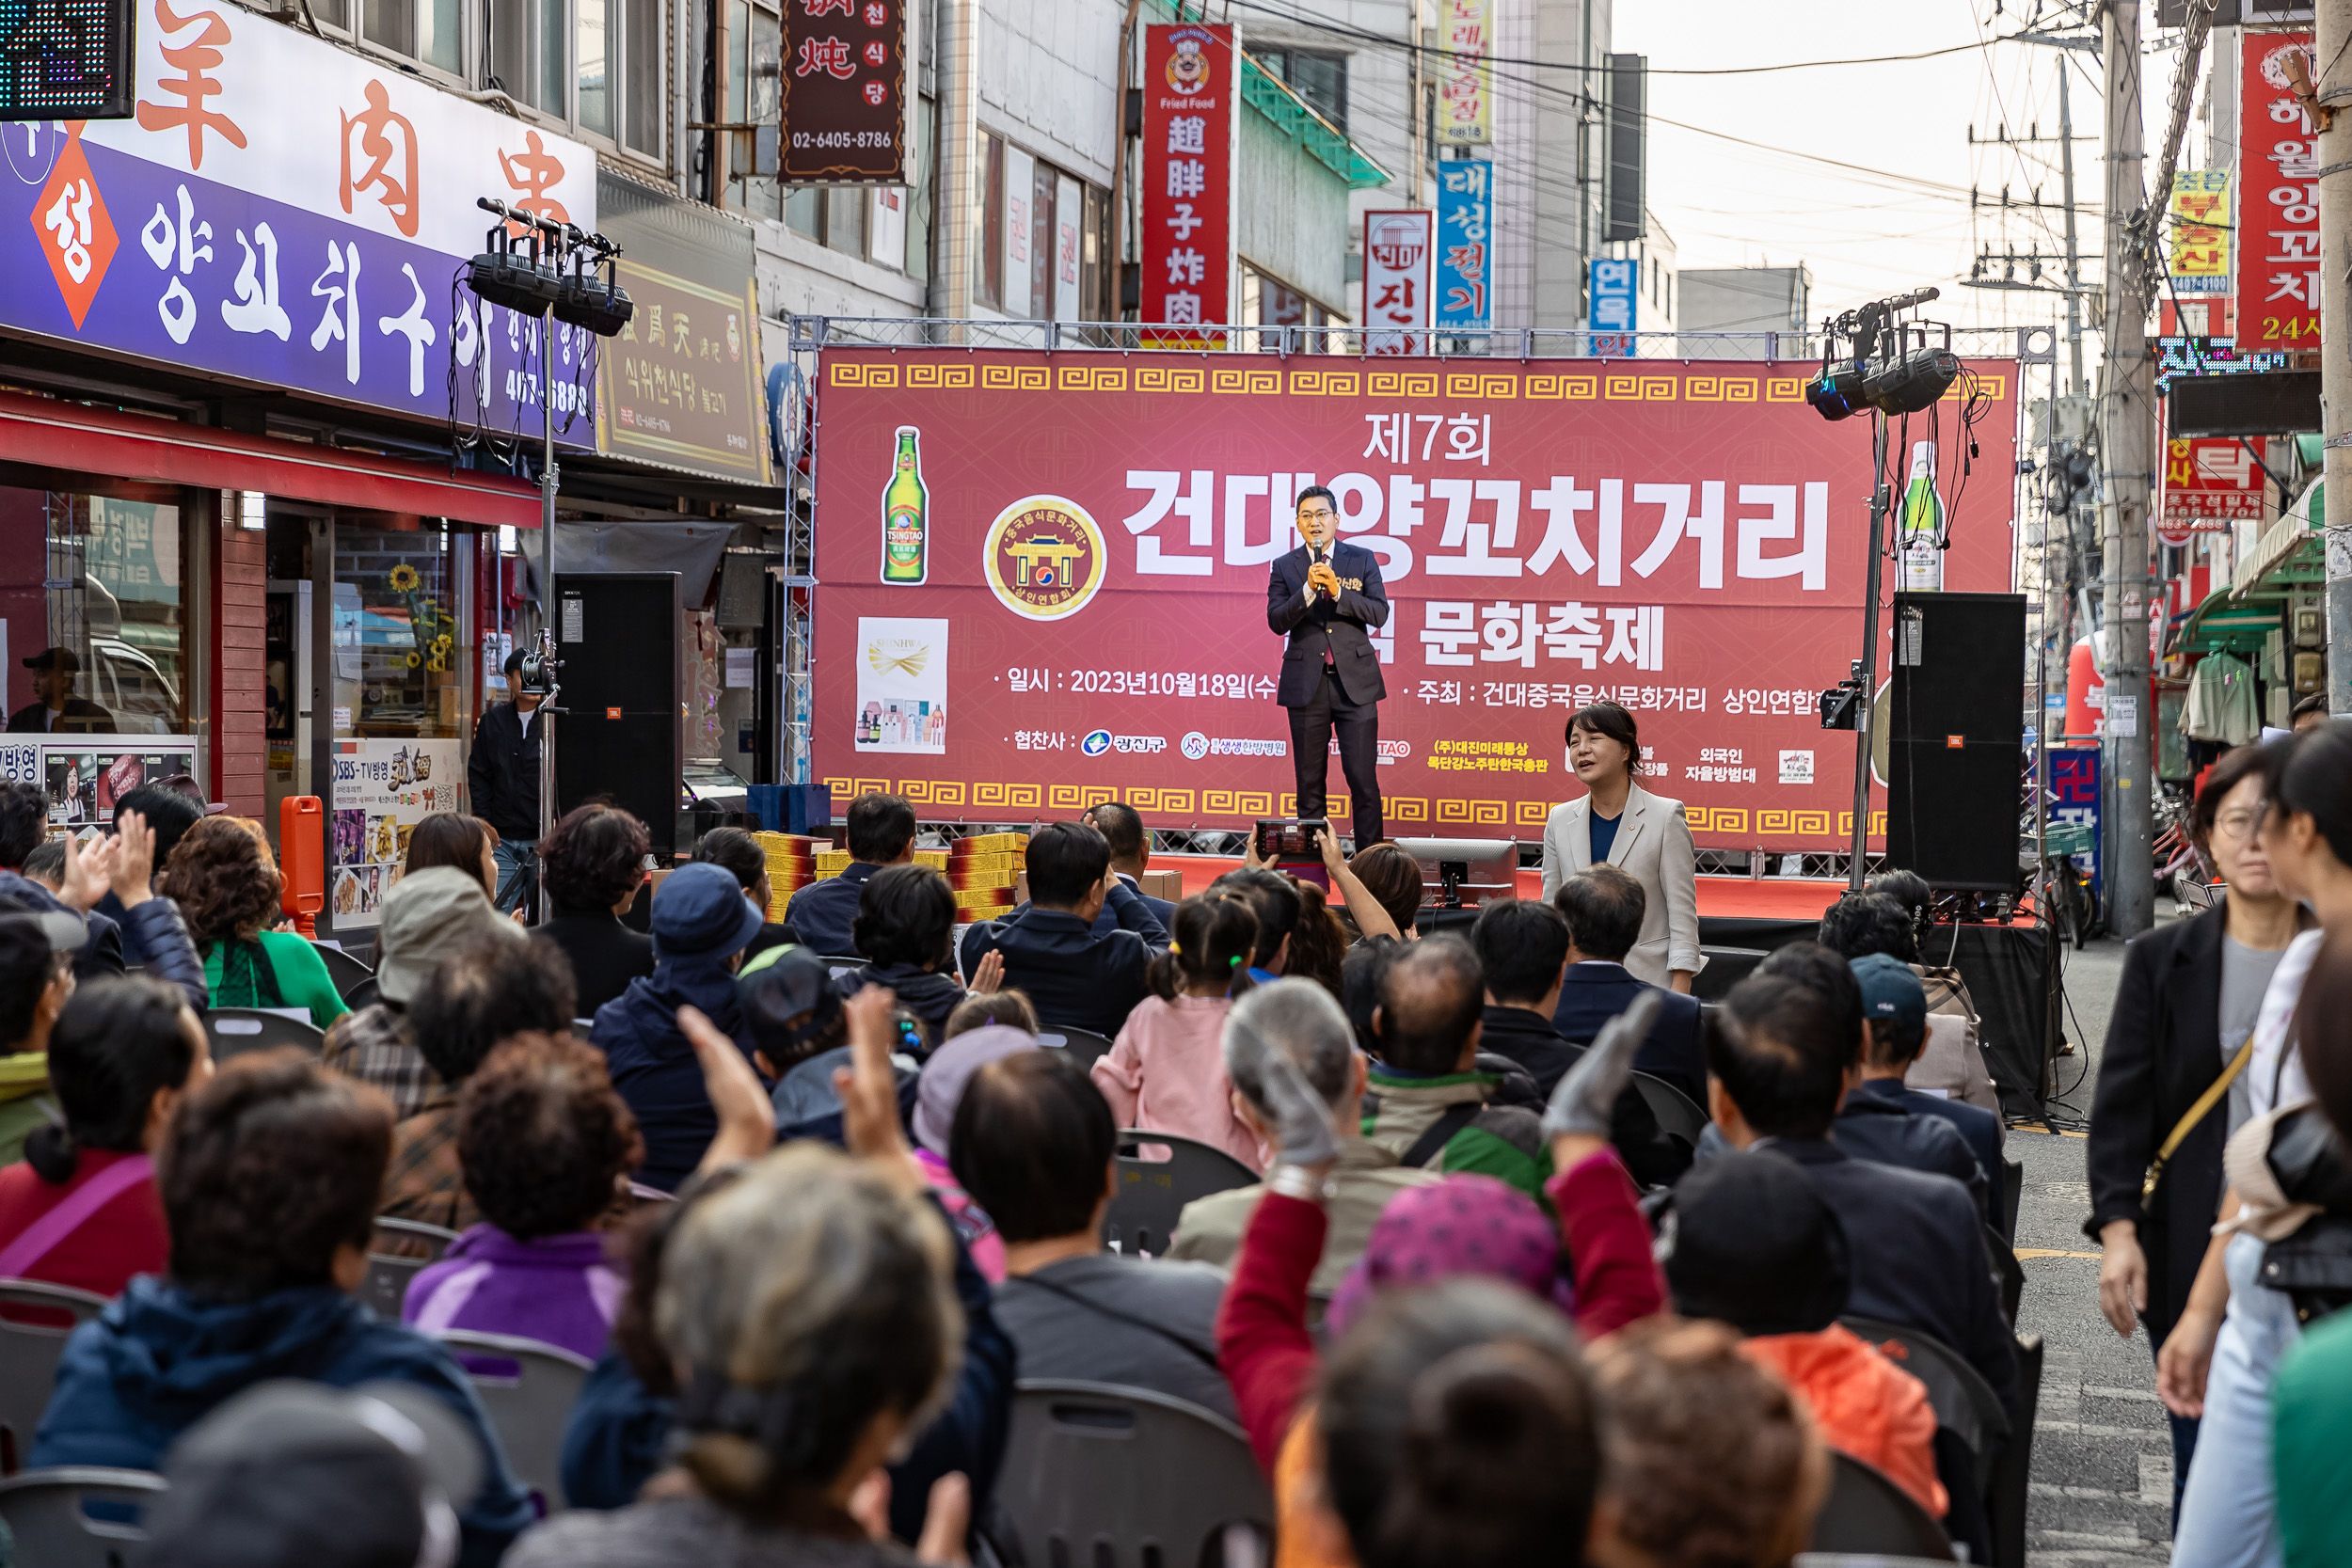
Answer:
551, 572, 685, 858
1885, 592, 2029, 895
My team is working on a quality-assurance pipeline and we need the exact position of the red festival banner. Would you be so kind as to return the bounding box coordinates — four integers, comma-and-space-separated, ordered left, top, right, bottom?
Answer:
1139, 24, 1236, 347
2235, 33, 2321, 353
812, 352, 2019, 848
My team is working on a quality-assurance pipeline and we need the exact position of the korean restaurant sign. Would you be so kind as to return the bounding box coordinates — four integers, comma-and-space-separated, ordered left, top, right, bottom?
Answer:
0, 0, 596, 436
808, 350, 2020, 846
1140, 23, 1236, 348
1434, 161, 1491, 332
2158, 436, 2264, 540
2235, 34, 2320, 352
781, 0, 907, 182
594, 172, 773, 485
1436, 0, 1492, 146
1363, 210, 1431, 356
2167, 170, 2231, 295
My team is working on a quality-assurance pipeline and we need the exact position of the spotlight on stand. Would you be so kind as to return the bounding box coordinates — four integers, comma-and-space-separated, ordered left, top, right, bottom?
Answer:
1862, 344, 1960, 414
1802, 286, 1955, 421
1804, 361, 1870, 421
552, 231, 634, 338
468, 198, 561, 314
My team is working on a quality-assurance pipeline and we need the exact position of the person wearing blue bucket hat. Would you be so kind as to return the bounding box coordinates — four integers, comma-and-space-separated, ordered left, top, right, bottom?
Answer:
590, 862, 770, 1191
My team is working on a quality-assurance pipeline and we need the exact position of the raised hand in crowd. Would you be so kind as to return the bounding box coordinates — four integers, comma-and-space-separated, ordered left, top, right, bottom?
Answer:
1316, 827, 1400, 942
56, 829, 115, 913
965, 947, 1004, 995
850, 1468, 972, 1567
835, 983, 926, 1196
1227, 1007, 1341, 1180
107, 810, 157, 909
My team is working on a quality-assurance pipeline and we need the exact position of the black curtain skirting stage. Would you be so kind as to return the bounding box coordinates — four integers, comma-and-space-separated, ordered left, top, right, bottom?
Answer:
1697, 916, 2052, 1123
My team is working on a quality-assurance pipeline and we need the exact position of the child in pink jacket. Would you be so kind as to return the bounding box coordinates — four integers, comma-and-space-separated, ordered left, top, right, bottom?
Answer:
1092, 894, 1266, 1171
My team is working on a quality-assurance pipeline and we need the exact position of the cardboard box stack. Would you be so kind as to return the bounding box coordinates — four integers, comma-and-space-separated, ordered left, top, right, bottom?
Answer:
752, 833, 818, 920
948, 832, 1025, 919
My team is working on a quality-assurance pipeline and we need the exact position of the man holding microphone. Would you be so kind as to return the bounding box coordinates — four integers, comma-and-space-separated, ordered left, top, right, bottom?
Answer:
1266, 485, 1390, 847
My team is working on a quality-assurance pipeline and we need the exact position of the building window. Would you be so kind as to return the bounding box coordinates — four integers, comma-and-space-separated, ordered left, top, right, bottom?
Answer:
0, 489, 188, 736
487, 0, 663, 154
1257, 47, 1347, 133
1242, 263, 1328, 352
978, 132, 1005, 310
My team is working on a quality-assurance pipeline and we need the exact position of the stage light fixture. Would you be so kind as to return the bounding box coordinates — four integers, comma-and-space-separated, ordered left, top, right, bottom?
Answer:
1861, 345, 1960, 415
1804, 362, 1869, 421
553, 246, 635, 338
467, 198, 564, 314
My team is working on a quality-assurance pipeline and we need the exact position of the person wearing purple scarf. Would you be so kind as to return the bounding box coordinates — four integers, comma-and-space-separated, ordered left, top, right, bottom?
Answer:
405, 1034, 643, 1362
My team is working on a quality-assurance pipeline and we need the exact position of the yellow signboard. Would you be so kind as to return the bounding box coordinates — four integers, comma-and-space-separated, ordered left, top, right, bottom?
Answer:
2167, 169, 2231, 296
1437, 0, 1491, 146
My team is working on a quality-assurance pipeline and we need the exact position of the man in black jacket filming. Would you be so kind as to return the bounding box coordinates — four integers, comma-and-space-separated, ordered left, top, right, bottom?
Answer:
468, 650, 543, 912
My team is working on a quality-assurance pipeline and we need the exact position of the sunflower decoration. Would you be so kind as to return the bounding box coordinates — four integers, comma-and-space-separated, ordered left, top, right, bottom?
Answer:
388, 563, 421, 593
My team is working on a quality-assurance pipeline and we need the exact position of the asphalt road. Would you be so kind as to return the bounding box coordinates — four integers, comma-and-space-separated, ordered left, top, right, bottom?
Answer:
2013, 923, 2177, 1566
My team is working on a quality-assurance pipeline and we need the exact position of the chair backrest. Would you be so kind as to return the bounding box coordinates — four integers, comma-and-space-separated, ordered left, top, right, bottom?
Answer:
1039, 1027, 1115, 1069
1999, 1157, 2023, 1245
0, 1466, 168, 1568
373, 1218, 460, 1259
343, 974, 381, 1009
203, 1007, 326, 1062
995, 1381, 1273, 1568
437, 1329, 594, 1514
1987, 1225, 2025, 1325
1841, 1317, 2010, 1494
359, 1252, 431, 1322
1804, 1452, 1956, 1560
311, 942, 376, 1003
0, 1281, 110, 1476
1104, 1130, 1260, 1258
1630, 1070, 1708, 1147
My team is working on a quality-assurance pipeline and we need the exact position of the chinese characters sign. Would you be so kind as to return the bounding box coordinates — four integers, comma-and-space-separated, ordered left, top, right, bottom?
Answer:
1364, 210, 1431, 356
2158, 436, 2264, 538
1436, 0, 1491, 146
2167, 170, 2231, 295
0, 0, 596, 437
810, 350, 2019, 846
0, 0, 133, 119
1140, 24, 1235, 347
1435, 161, 1491, 332
1588, 257, 1637, 356
2235, 35, 2320, 349
781, 0, 906, 182
595, 173, 772, 484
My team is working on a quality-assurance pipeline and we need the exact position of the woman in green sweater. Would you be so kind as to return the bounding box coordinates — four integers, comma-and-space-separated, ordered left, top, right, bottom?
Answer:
159, 816, 348, 1031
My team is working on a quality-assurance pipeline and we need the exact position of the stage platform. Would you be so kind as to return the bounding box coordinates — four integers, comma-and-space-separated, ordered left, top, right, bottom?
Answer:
1153, 854, 1854, 922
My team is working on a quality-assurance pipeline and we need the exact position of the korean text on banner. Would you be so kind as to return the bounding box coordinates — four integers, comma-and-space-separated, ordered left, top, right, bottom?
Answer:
329, 738, 464, 928
2159, 436, 2264, 541
2167, 170, 2232, 295
1588, 258, 1638, 357
1435, 162, 1493, 332
1364, 211, 1432, 356
781, 0, 908, 182
1436, 0, 1492, 146
1140, 23, 1236, 348
2234, 34, 2320, 351
2, 0, 596, 436
808, 349, 2021, 848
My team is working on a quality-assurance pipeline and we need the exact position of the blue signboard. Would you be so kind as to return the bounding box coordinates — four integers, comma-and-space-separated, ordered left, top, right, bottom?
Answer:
1587, 256, 1637, 356
1434, 160, 1491, 333
2049, 745, 2102, 897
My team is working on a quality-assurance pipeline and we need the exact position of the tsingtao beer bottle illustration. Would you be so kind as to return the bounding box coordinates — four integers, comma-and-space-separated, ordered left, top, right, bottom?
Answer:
882, 427, 928, 584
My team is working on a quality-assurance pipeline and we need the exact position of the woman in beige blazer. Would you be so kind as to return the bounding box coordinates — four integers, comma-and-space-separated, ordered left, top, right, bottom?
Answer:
1537, 702, 1703, 991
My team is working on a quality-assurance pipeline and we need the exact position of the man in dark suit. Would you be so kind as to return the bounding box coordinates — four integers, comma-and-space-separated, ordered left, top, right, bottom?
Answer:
1705, 970, 2019, 1420
1080, 801, 1175, 933
1551, 866, 1706, 1106
1266, 485, 1389, 847
960, 820, 1169, 1037
786, 792, 916, 958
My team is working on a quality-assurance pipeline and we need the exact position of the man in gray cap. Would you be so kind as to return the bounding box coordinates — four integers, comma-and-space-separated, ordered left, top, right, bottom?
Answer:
7, 646, 114, 733
321, 867, 528, 1119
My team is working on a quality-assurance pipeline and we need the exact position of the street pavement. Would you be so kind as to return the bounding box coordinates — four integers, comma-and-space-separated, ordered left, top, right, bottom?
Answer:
2013, 924, 2176, 1566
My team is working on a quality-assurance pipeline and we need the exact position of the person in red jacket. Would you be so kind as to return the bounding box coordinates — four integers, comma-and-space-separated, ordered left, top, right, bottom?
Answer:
0, 975, 212, 1304
1216, 984, 1669, 1568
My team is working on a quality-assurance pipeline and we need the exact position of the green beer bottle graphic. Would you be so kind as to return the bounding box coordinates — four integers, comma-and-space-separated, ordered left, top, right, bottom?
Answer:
882, 427, 928, 584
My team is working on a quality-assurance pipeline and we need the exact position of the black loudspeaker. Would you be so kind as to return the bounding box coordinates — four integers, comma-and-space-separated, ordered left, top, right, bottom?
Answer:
1887, 592, 2027, 893
552, 572, 684, 856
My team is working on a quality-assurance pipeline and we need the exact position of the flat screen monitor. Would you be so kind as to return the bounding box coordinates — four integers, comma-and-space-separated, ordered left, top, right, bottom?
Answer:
1390, 837, 1519, 909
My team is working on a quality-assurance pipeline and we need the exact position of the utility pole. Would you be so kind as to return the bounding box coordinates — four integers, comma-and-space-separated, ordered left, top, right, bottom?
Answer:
2100, 0, 2155, 938
2322, 0, 2352, 715
2058, 62, 2088, 399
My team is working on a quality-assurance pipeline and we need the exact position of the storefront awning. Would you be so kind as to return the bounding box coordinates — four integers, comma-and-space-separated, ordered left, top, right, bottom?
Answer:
0, 391, 541, 529
2232, 479, 2322, 598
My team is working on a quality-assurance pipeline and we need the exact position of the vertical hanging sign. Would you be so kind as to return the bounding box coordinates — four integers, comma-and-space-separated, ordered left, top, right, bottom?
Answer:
1363, 210, 1432, 356
1434, 160, 1492, 332
2234, 33, 2319, 351
1437, 0, 1492, 146
1140, 23, 1236, 348
782, 0, 908, 182
2165, 170, 2232, 296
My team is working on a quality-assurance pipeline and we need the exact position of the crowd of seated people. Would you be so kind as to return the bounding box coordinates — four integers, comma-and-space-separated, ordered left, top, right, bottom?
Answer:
0, 782, 2100, 1568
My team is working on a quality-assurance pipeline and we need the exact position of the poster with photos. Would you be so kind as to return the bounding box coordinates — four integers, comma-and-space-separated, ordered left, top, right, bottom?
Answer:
328, 739, 465, 928
43, 751, 198, 826
853, 618, 947, 754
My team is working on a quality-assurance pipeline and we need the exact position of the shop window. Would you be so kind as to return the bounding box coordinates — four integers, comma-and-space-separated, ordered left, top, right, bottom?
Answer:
486, 0, 663, 154
0, 490, 187, 736
1257, 47, 1347, 134
333, 526, 468, 742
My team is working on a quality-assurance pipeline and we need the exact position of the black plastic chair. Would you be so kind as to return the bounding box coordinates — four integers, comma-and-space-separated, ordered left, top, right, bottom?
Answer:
1999, 1157, 2023, 1245
203, 1007, 326, 1062
1039, 1027, 1115, 1070
343, 974, 381, 1009
310, 943, 376, 1005
0, 1466, 167, 1567
1988, 1332, 2043, 1568
993, 1382, 1272, 1568
1842, 1317, 2010, 1496
437, 1329, 594, 1514
1631, 1069, 1708, 1148
0, 1280, 109, 1476
1804, 1452, 1955, 1560
1692, 945, 1769, 1002
361, 1218, 461, 1321
1104, 1130, 1259, 1258
1988, 1225, 2026, 1325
